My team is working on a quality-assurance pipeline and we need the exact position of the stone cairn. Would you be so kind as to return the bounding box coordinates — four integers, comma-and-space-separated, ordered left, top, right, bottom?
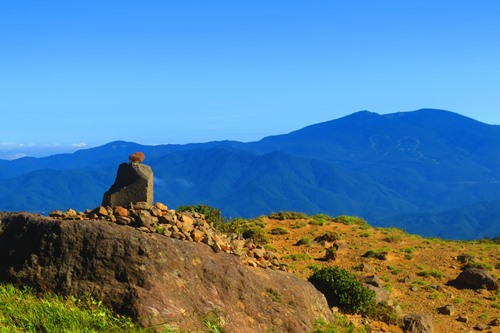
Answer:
102, 152, 153, 207
49, 202, 285, 271
50, 152, 285, 271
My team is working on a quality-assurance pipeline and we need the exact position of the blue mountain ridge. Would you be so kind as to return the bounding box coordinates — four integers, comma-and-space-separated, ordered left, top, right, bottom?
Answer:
0, 109, 498, 240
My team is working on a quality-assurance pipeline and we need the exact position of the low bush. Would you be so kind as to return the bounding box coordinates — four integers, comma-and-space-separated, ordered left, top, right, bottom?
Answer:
177, 203, 225, 229
290, 221, 308, 229
308, 266, 376, 315
309, 214, 332, 226
362, 249, 388, 260
269, 211, 309, 220
416, 270, 444, 278
269, 227, 289, 235
335, 215, 369, 226
296, 237, 312, 246
242, 226, 269, 244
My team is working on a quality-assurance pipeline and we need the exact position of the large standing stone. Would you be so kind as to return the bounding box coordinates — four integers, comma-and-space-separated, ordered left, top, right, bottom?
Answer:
102, 162, 153, 207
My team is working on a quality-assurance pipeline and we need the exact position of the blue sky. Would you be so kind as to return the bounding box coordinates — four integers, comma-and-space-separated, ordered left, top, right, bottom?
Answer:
1, 0, 499, 158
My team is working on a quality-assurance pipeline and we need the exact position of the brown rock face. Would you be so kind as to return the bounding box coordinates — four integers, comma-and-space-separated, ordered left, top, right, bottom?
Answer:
0, 213, 332, 332
102, 162, 154, 207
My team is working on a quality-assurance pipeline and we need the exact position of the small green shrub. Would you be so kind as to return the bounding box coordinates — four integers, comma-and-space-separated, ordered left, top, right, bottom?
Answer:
296, 237, 312, 246
177, 203, 225, 229
400, 247, 415, 254
269, 211, 308, 220
269, 227, 289, 235
290, 221, 308, 229
307, 263, 324, 272
242, 227, 269, 244
416, 270, 444, 278
352, 264, 364, 272
308, 266, 376, 314
387, 265, 404, 275
335, 215, 368, 226
309, 214, 332, 226
362, 249, 388, 260
384, 233, 403, 243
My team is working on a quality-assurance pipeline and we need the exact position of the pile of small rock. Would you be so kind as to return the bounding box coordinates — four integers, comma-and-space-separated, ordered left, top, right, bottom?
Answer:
49, 202, 286, 271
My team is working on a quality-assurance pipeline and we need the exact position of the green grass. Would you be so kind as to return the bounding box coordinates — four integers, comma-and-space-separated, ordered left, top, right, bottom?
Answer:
0, 283, 165, 333
282, 253, 314, 261
309, 214, 332, 226
361, 249, 388, 260
265, 288, 283, 303
464, 261, 494, 271
335, 215, 368, 226
416, 270, 445, 278
313, 313, 371, 333
269, 227, 289, 235
296, 237, 312, 246
290, 221, 308, 229
268, 211, 308, 220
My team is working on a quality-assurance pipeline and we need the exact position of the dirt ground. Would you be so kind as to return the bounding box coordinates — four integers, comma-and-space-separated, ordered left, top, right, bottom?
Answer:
260, 215, 499, 333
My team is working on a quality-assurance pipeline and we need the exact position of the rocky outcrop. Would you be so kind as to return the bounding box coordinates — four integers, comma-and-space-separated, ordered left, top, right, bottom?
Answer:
450, 268, 499, 290
0, 213, 333, 332
102, 162, 154, 207
49, 202, 285, 270
400, 313, 434, 333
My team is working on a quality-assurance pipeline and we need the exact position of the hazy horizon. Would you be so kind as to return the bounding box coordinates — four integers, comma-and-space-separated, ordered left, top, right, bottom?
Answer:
2, 1, 500, 158
1, 108, 498, 160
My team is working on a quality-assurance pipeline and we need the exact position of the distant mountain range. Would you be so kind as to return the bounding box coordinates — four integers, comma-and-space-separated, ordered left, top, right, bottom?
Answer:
1, 109, 499, 240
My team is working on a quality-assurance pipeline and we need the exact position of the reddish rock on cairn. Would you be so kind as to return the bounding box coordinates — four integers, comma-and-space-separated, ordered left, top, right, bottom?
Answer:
129, 152, 145, 163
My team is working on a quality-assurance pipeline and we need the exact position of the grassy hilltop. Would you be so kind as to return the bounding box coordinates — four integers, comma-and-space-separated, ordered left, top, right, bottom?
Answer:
1, 210, 498, 332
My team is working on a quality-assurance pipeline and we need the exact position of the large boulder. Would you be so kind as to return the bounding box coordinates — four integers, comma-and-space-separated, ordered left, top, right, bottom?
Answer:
0, 213, 333, 332
102, 162, 154, 207
450, 268, 499, 290
400, 313, 434, 333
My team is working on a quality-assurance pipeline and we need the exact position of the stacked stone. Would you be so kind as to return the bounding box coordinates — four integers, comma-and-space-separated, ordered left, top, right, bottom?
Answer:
49, 202, 286, 271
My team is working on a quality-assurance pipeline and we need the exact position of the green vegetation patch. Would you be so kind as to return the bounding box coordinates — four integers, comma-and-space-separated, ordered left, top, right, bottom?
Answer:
335, 215, 369, 226
463, 261, 494, 271
361, 249, 388, 260
178, 203, 225, 229
0, 283, 159, 333
416, 270, 445, 278
282, 253, 314, 261
265, 288, 283, 303
309, 214, 333, 226
308, 266, 376, 315
269, 211, 309, 220
268, 227, 289, 235
290, 221, 308, 229
296, 237, 312, 246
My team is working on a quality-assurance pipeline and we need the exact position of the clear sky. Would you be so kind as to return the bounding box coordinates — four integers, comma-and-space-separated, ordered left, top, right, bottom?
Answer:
1, 0, 499, 158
